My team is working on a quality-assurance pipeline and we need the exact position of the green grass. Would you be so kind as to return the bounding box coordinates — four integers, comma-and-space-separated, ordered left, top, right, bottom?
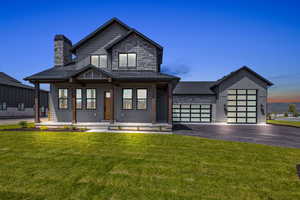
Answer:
0, 131, 299, 200
268, 120, 300, 127
0, 123, 35, 130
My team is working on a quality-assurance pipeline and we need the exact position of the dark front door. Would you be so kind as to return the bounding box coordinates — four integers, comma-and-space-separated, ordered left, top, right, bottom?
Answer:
157, 88, 168, 123
104, 91, 112, 120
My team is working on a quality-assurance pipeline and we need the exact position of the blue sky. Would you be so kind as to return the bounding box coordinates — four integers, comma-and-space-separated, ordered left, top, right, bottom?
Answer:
0, 0, 299, 102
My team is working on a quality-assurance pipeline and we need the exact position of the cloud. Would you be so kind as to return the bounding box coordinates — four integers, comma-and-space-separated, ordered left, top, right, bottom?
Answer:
161, 64, 191, 76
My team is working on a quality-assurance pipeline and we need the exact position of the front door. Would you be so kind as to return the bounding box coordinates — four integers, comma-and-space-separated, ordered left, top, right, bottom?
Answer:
104, 91, 112, 120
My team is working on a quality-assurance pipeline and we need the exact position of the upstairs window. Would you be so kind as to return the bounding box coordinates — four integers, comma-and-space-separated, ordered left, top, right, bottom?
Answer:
58, 89, 68, 109
137, 89, 147, 110
86, 89, 96, 110
119, 53, 136, 67
0, 102, 7, 111
91, 55, 107, 68
122, 89, 133, 109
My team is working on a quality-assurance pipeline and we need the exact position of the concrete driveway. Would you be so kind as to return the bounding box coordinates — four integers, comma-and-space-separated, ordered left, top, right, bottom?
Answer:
173, 124, 300, 148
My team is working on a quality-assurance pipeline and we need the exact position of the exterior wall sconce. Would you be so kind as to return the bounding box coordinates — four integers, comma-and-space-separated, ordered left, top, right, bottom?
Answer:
261, 104, 265, 115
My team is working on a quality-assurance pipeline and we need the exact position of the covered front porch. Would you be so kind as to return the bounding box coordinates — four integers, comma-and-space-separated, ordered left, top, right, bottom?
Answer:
29, 66, 178, 132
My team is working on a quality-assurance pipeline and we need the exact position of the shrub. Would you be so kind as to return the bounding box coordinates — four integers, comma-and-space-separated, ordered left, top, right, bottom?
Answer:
18, 121, 28, 128
63, 126, 71, 130
40, 126, 48, 131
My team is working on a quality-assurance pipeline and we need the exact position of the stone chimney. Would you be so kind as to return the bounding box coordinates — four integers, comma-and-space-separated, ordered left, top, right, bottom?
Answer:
54, 35, 72, 66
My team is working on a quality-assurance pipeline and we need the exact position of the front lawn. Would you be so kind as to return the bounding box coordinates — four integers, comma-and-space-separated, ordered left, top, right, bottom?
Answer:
0, 131, 299, 199
0, 122, 34, 130
267, 120, 300, 128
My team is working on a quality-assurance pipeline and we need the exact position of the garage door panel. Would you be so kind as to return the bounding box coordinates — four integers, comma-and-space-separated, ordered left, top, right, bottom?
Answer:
227, 89, 257, 124
172, 104, 212, 123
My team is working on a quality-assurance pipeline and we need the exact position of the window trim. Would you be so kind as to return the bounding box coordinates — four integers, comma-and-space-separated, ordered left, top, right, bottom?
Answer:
118, 53, 137, 68
86, 88, 97, 110
136, 88, 148, 110
58, 88, 68, 110
90, 54, 108, 68
122, 88, 133, 110
76, 88, 83, 110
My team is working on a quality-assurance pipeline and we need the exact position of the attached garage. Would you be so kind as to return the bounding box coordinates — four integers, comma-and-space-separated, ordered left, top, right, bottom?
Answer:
173, 81, 216, 123
172, 66, 273, 125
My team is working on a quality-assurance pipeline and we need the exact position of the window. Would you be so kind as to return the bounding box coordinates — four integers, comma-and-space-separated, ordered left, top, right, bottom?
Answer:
86, 89, 96, 109
58, 89, 68, 109
90, 55, 107, 68
0, 102, 6, 111
76, 89, 82, 109
137, 89, 147, 110
119, 53, 136, 67
99, 55, 107, 68
17, 103, 24, 111
122, 89, 133, 109
91, 55, 99, 67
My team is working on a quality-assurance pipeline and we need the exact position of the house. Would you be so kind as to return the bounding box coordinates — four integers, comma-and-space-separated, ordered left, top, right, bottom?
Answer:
0, 72, 48, 118
24, 18, 273, 131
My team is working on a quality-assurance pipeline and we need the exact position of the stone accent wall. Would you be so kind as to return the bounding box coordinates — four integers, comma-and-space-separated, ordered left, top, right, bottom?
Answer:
111, 34, 158, 71
54, 35, 72, 66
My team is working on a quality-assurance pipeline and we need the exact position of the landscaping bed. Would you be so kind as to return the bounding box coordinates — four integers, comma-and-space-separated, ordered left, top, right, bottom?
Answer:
0, 131, 299, 199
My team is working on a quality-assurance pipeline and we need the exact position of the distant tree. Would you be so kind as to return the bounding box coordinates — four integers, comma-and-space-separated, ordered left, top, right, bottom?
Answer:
288, 104, 297, 117
284, 112, 288, 117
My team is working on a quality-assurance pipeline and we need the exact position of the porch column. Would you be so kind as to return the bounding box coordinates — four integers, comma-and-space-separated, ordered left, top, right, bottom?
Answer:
168, 83, 173, 124
110, 85, 114, 124
34, 82, 40, 123
152, 85, 157, 124
71, 88, 77, 124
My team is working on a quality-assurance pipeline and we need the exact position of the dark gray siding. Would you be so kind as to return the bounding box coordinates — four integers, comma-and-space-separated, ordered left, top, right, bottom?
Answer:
49, 83, 157, 123
75, 22, 129, 70
111, 34, 158, 71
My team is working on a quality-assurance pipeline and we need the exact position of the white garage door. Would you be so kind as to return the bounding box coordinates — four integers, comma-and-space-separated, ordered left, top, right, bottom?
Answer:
172, 104, 212, 123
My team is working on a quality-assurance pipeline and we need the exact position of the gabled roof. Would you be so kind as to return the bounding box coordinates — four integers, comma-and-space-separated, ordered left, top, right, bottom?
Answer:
71, 18, 131, 52
173, 81, 216, 95
211, 66, 273, 88
0, 72, 47, 91
104, 28, 163, 50
0, 72, 21, 83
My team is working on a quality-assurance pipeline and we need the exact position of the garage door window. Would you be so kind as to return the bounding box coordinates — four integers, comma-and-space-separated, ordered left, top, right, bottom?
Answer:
173, 104, 212, 123
227, 89, 257, 124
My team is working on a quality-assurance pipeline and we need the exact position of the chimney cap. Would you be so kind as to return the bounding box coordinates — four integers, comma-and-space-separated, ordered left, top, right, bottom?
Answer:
54, 34, 72, 45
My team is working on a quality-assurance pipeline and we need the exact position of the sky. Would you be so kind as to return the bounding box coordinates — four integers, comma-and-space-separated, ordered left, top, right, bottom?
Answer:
0, 0, 299, 103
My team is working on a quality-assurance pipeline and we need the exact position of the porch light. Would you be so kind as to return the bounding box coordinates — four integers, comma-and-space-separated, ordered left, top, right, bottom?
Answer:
224, 104, 227, 115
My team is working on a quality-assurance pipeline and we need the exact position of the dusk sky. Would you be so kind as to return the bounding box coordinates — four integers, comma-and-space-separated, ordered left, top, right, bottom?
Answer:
0, 0, 299, 103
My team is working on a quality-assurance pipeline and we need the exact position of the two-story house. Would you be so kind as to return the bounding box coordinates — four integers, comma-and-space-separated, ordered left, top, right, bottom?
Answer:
25, 18, 273, 131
